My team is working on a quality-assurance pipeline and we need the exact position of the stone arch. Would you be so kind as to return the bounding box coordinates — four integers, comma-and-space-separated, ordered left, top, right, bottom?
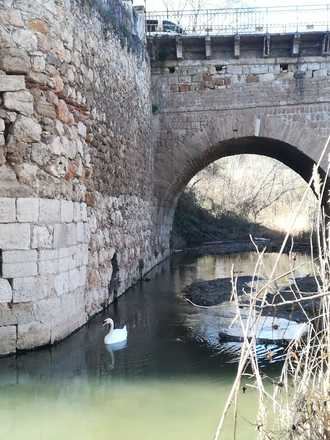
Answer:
164, 136, 326, 207
153, 114, 329, 254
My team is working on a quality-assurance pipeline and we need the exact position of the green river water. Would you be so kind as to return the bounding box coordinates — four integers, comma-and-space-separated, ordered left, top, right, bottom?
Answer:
0, 252, 312, 440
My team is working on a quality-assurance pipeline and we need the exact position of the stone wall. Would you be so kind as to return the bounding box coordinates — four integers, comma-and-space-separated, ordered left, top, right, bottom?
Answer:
0, 197, 88, 354
0, 0, 168, 355
151, 51, 330, 205
150, 36, 330, 256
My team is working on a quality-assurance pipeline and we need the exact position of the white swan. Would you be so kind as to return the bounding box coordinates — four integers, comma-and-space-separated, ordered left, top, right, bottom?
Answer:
103, 318, 127, 345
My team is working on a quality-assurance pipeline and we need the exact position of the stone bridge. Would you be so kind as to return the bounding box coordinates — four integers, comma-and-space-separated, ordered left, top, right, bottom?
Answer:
0, 0, 329, 355
150, 32, 330, 220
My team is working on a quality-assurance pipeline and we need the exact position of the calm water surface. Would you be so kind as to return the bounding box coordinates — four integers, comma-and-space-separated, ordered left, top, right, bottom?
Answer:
0, 252, 312, 440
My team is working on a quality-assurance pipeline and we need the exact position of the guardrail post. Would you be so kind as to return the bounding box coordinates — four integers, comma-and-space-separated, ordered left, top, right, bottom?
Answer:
234, 34, 240, 58
205, 36, 212, 59
322, 32, 330, 56
263, 34, 271, 57
176, 36, 183, 60
292, 33, 301, 56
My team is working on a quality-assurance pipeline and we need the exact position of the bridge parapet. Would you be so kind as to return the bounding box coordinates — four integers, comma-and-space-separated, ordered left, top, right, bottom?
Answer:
147, 4, 330, 36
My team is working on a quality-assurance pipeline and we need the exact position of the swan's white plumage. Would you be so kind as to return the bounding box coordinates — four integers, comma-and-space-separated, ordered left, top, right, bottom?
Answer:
104, 318, 127, 345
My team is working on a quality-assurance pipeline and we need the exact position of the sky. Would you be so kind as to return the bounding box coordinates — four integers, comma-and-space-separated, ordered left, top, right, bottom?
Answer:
133, 0, 327, 11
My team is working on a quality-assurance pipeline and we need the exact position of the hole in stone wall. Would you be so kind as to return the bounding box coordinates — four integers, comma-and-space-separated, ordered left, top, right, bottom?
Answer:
215, 65, 226, 72
168, 66, 176, 74
280, 63, 289, 72
312, 70, 317, 78
138, 258, 144, 279
4, 122, 11, 144
108, 252, 120, 301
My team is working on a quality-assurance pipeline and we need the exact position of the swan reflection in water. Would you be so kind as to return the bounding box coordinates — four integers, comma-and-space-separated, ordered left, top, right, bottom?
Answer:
105, 340, 128, 369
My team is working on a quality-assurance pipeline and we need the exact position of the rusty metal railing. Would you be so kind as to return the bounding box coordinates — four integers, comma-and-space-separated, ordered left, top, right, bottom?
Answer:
146, 4, 330, 36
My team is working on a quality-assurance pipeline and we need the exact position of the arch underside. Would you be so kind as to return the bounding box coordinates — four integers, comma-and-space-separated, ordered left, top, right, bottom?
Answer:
159, 136, 328, 207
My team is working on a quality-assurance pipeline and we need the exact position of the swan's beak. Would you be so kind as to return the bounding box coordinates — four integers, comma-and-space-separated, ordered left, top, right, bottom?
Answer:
103, 321, 108, 327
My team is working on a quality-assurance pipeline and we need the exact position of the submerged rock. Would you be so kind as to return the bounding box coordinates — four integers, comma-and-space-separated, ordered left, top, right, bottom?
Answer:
183, 275, 320, 323
183, 276, 257, 306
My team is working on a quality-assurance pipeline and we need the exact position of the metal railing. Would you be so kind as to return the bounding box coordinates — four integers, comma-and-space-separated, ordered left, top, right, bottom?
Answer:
146, 4, 330, 36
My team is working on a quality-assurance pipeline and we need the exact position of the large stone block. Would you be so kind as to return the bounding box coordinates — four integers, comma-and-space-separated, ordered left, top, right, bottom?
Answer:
2, 249, 37, 264
27, 19, 49, 35
33, 296, 62, 323
11, 115, 42, 143
73, 202, 87, 222
0, 279, 12, 303
38, 258, 59, 275
2, 260, 38, 278
39, 199, 61, 223
54, 223, 77, 248
12, 275, 54, 303
31, 225, 54, 249
54, 271, 70, 295
17, 322, 51, 350
0, 9, 24, 28
50, 309, 87, 344
0, 75, 25, 92
76, 222, 86, 243
12, 302, 34, 324
0, 198, 16, 222
0, 303, 16, 325
0, 48, 31, 74
0, 326, 16, 355
17, 198, 39, 222
13, 29, 38, 52
0, 223, 31, 249
3, 90, 34, 116
60, 200, 74, 223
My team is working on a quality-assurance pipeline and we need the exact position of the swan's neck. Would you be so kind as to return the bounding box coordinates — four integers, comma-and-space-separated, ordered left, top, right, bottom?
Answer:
107, 321, 114, 337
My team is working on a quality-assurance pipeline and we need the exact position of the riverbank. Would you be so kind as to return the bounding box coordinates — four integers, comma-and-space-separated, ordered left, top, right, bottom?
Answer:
173, 237, 313, 258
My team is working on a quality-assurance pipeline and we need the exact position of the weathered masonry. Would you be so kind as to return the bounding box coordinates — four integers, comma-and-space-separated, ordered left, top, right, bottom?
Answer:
150, 33, 330, 230
0, 1, 330, 355
0, 0, 169, 356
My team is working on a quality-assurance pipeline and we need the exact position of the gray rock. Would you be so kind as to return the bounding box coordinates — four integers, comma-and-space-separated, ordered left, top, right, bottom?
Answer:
4, 90, 34, 115
0, 75, 25, 91
0, 197, 16, 222
13, 29, 38, 52
12, 115, 42, 142
17, 322, 51, 350
0, 223, 31, 250
17, 197, 39, 222
0, 48, 31, 74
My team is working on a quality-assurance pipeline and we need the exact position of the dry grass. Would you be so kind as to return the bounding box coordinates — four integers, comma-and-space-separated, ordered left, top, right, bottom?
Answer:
188, 155, 318, 236
213, 139, 330, 440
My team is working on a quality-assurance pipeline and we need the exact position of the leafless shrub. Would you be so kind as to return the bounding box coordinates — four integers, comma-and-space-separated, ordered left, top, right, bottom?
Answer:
213, 138, 330, 440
